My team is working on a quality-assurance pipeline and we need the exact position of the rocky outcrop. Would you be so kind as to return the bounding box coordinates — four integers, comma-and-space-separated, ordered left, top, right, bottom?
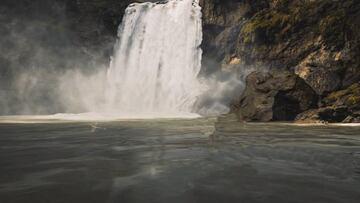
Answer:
199, 0, 269, 74
231, 70, 317, 122
201, 0, 360, 122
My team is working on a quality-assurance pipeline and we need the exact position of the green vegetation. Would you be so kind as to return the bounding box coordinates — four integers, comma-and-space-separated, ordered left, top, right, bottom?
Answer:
240, 0, 349, 45
241, 10, 289, 44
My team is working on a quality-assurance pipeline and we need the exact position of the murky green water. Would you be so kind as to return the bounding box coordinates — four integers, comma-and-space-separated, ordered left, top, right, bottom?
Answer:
0, 118, 359, 203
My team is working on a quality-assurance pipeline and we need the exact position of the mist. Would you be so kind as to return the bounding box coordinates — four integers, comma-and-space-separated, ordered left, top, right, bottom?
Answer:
0, 0, 252, 117
0, 0, 111, 115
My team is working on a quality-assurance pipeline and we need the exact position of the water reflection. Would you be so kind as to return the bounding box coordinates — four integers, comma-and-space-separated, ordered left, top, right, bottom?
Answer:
0, 118, 359, 203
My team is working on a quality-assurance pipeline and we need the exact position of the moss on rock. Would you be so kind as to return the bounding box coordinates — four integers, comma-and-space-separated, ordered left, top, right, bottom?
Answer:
324, 83, 360, 107
241, 9, 290, 44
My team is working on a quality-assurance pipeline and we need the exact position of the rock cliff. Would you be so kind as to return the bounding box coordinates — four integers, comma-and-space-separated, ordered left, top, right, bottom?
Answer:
200, 0, 360, 123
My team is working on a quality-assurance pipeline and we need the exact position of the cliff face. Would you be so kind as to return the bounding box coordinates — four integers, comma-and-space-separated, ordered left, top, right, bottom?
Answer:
200, 0, 360, 123
64, 0, 139, 53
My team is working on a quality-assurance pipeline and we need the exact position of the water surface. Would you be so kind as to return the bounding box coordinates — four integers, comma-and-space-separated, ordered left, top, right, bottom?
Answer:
0, 118, 359, 203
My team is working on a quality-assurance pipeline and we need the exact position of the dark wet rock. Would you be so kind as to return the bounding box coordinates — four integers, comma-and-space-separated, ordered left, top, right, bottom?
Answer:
343, 113, 360, 123
232, 71, 318, 122
295, 106, 350, 123
199, 0, 270, 74
63, 0, 136, 55
296, 83, 360, 123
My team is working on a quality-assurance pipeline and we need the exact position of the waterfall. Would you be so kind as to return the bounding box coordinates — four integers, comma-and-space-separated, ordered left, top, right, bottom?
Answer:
103, 0, 204, 118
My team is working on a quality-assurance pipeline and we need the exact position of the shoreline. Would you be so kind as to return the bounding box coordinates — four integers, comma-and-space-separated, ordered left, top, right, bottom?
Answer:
0, 115, 359, 126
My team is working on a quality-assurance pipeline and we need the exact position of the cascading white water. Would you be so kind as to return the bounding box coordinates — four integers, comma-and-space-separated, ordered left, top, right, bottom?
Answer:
104, 0, 204, 118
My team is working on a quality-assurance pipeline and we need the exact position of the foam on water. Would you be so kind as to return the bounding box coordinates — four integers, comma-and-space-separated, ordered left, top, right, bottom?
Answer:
0, 113, 201, 123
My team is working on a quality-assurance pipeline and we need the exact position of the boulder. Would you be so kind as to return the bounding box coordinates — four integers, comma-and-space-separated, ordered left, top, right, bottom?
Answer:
232, 70, 318, 122
294, 44, 350, 95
